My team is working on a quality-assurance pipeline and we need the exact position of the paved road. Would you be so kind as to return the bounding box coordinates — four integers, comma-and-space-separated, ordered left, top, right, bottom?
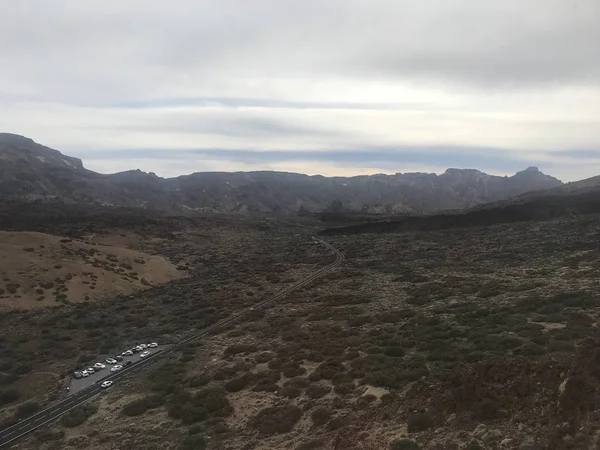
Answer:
69, 345, 169, 395
0, 238, 344, 449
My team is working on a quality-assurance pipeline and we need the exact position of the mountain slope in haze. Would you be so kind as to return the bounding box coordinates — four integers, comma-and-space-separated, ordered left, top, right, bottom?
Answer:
322, 172, 600, 235
0, 133, 563, 213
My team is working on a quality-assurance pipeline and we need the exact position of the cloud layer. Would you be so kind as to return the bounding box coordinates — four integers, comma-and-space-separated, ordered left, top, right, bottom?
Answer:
1, 0, 598, 181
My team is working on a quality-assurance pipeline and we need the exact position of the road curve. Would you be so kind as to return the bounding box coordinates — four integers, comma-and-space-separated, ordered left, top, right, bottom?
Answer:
0, 238, 343, 449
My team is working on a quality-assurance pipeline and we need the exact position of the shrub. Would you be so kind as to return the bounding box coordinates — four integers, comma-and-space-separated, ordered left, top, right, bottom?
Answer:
390, 439, 421, 450
179, 354, 195, 363
188, 374, 210, 388
326, 415, 349, 430
172, 403, 209, 425
282, 365, 306, 378
0, 374, 19, 385
286, 377, 310, 389
333, 383, 354, 395
6, 284, 20, 294
306, 384, 331, 399
314, 360, 345, 380
407, 413, 434, 433
169, 386, 232, 425
296, 438, 327, 450
16, 401, 40, 418
179, 435, 206, 450
310, 407, 333, 426
471, 397, 502, 421
252, 379, 278, 392
188, 425, 203, 435
279, 386, 301, 398
255, 352, 274, 363
60, 403, 98, 428
224, 343, 258, 356
0, 389, 20, 406
384, 346, 405, 358
250, 405, 303, 435
36, 428, 65, 442
225, 376, 251, 393
122, 395, 165, 417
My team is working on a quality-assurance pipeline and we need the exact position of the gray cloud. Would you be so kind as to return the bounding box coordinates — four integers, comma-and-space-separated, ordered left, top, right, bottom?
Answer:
0, 0, 599, 180
1, 0, 598, 103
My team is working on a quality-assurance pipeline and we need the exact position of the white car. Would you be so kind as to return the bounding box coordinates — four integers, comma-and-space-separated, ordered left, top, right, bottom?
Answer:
105, 358, 117, 364
100, 381, 113, 388
81, 370, 90, 377
135, 346, 143, 352
110, 365, 123, 372
139, 351, 150, 358
122, 350, 133, 356
148, 343, 158, 348
94, 363, 106, 369
139, 344, 148, 349
86, 367, 95, 373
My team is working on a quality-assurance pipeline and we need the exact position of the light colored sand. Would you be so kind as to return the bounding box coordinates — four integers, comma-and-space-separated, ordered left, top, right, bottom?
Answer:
0, 231, 182, 309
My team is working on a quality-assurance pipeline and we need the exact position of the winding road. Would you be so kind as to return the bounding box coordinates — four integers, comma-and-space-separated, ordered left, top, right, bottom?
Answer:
0, 238, 344, 448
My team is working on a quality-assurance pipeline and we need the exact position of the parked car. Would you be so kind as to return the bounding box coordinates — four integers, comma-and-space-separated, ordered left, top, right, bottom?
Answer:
73, 371, 82, 379
124, 361, 132, 366
105, 358, 117, 365
131, 347, 139, 353
86, 367, 96, 373
140, 351, 150, 358
114, 355, 124, 361
139, 344, 148, 349
135, 346, 144, 352
81, 370, 90, 377
148, 342, 158, 348
94, 363, 106, 369
100, 381, 113, 388
122, 350, 133, 356
110, 365, 123, 372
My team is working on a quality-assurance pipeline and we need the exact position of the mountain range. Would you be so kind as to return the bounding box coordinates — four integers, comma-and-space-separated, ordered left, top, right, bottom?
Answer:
0, 133, 564, 214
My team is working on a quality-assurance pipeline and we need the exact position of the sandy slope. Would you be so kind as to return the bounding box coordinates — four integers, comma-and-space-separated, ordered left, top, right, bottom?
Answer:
0, 231, 181, 309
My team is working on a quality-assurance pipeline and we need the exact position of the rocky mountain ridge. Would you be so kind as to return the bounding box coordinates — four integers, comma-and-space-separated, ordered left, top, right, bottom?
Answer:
0, 133, 564, 214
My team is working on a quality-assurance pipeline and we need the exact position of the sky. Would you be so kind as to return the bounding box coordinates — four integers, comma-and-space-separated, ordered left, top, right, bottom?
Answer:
0, 1, 599, 181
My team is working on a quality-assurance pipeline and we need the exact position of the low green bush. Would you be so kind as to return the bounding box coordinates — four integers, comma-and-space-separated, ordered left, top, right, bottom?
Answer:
390, 439, 421, 450
179, 435, 206, 450
16, 401, 40, 418
60, 403, 98, 428
0, 389, 19, 406
306, 384, 331, 399
250, 405, 303, 435
407, 413, 434, 433
122, 395, 165, 417
310, 407, 333, 426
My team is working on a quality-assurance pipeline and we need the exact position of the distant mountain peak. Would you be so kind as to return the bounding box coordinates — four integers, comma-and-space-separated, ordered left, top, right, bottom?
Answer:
0, 134, 565, 214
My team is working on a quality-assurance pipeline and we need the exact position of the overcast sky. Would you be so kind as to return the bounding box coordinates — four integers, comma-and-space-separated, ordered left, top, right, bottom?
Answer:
1, 1, 599, 181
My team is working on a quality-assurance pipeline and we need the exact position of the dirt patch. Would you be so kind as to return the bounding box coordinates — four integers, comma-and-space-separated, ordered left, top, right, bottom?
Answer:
533, 321, 567, 332
0, 231, 182, 309
362, 385, 389, 399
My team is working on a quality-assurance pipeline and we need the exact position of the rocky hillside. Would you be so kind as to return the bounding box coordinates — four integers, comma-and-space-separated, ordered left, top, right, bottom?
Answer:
0, 133, 563, 213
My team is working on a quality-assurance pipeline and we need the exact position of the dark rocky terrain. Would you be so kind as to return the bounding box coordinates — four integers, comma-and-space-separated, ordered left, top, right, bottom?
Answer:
0, 133, 562, 214
2, 199, 600, 450
321, 174, 600, 236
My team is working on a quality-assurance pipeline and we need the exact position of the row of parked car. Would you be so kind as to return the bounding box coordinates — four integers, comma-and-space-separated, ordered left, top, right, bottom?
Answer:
73, 342, 159, 379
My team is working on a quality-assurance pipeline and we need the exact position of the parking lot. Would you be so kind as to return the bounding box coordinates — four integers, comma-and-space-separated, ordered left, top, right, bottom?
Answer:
68, 344, 170, 395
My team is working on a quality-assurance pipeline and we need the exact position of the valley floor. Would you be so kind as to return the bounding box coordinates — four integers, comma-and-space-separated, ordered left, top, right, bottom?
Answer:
2, 211, 600, 450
